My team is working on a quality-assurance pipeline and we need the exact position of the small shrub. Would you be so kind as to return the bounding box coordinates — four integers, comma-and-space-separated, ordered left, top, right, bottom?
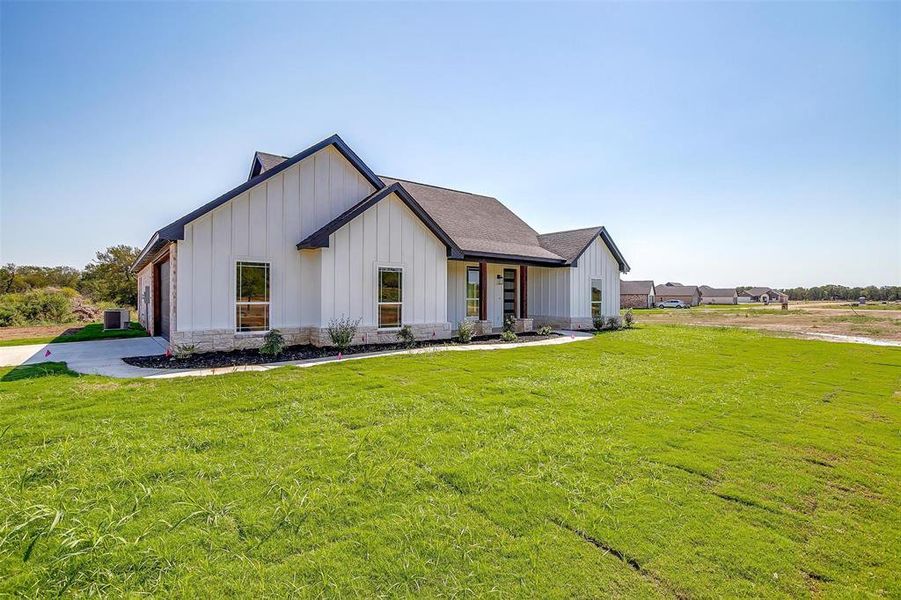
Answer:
457, 320, 475, 343
500, 330, 517, 342
0, 304, 17, 327
503, 314, 515, 333
592, 314, 605, 331
396, 325, 416, 348
606, 316, 622, 330
327, 315, 361, 351
260, 329, 286, 357
174, 344, 198, 359
537, 325, 553, 336
623, 309, 634, 328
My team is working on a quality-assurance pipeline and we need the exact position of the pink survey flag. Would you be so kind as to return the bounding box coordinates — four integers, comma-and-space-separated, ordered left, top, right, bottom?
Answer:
44, 349, 52, 357
337, 352, 343, 360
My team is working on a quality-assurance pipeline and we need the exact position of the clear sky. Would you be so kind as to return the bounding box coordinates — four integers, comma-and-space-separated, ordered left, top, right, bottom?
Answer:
1, 1, 898, 287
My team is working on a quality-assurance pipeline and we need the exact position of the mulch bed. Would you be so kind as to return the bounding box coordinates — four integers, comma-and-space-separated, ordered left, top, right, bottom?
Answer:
123, 332, 562, 370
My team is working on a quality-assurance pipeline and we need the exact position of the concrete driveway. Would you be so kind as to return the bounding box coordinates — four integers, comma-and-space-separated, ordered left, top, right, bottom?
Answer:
0, 336, 169, 377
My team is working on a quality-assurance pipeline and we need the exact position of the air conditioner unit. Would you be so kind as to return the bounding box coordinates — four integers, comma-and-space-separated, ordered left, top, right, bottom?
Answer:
103, 309, 131, 331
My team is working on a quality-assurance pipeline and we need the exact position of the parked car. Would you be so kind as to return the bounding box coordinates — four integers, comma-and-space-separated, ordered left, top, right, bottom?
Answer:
657, 299, 690, 309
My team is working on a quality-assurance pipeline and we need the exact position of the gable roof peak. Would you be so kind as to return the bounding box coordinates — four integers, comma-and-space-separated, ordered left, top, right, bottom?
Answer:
537, 226, 629, 273
132, 133, 383, 272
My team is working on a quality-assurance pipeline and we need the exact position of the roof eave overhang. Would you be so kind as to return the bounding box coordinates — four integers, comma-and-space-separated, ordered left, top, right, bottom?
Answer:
130, 232, 169, 273
454, 251, 568, 268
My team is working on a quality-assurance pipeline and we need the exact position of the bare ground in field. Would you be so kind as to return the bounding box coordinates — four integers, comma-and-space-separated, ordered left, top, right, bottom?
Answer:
0, 324, 81, 341
634, 303, 901, 343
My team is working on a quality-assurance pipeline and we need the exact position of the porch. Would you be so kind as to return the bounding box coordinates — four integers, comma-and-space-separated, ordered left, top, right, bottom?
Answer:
447, 261, 534, 334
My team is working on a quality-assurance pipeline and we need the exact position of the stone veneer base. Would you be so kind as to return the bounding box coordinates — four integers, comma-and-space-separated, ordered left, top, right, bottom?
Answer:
170, 323, 452, 352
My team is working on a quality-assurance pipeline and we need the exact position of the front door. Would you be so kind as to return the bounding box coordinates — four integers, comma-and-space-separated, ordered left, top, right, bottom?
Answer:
154, 259, 170, 340
503, 268, 516, 323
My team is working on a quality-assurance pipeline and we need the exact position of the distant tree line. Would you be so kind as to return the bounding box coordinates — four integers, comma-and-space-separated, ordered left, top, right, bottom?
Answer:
780, 285, 900, 302
0, 245, 141, 307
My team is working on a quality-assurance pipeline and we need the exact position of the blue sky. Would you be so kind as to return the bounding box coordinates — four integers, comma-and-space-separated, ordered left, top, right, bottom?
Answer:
1, 1, 898, 287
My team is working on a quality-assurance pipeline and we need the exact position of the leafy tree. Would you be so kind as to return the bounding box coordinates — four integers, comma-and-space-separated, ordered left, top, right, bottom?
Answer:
0, 264, 81, 292
0, 264, 18, 294
78, 245, 140, 306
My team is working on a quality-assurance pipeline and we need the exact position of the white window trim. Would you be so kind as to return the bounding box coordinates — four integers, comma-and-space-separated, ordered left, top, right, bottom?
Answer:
376, 264, 404, 331
465, 265, 481, 320
590, 278, 603, 317
234, 259, 272, 335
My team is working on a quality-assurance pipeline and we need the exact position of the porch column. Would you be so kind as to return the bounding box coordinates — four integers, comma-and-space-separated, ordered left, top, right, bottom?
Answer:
479, 261, 488, 321
519, 265, 528, 318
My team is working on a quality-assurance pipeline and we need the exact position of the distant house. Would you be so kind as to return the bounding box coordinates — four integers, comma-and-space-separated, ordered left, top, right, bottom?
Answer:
654, 283, 700, 306
741, 287, 787, 304
621, 280, 655, 309
699, 285, 737, 305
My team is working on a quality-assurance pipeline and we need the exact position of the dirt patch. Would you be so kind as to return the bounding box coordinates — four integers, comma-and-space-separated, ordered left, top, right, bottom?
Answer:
634, 305, 901, 343
123, 332, 561, 370
0, 324, 79, 341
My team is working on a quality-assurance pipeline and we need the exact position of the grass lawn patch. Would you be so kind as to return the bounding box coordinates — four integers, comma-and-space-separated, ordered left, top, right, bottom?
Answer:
0, 322, 148, 347
0, 325, 898, 596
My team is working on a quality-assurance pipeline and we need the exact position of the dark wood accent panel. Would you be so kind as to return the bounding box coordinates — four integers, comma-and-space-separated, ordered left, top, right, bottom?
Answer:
479, 261, 488, 321
520, 265, 528, 318
152, 251, 171, 340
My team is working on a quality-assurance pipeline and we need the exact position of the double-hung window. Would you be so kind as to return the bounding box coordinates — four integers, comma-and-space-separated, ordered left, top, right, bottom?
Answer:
591, 279, 603, 318
236, 261, 270, 332
466, 266, 480, 318
378, 267, 403, 328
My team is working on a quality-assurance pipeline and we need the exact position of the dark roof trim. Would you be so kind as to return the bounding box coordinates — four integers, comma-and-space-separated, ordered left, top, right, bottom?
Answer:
132, 233, 169, 272
247, 153, 265, 180
248, 154, 261, 181
130, 134, 384, 272
569, 227, 630, 273
297, 182, 464, 259
455, 251, 567, 268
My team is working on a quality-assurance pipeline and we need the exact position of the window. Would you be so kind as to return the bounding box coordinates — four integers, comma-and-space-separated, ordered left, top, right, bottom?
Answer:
378, 267, 402, 328
466, 267, 480, 318
236, 261, 270, 332
591, 279, 603, 318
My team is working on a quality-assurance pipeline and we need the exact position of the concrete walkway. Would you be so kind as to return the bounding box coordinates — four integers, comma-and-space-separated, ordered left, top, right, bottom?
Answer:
0, 336, 170, 377
0, 331, 595, 379
145, 330, 595, 379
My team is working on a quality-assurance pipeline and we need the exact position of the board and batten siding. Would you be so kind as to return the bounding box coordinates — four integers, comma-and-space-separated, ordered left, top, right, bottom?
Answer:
175, 146, 374, 333
527, 266, 572, 321
319, 193, 448, 327
569, 236, 621, 318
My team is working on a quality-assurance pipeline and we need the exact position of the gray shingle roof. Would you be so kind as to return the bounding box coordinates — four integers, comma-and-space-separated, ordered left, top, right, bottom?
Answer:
536, 227, 602, 263
255, 151, 288, 173
621, 280, 655, 295
380, 177, 565, 262
655, 284, 699, 296
742, 287, 773, 296
699, 285, 736, 296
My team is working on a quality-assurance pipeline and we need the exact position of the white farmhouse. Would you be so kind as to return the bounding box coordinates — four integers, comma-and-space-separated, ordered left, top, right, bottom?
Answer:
132, 135, 630, 351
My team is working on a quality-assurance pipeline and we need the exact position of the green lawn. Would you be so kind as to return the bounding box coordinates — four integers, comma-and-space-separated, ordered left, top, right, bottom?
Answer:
0, 322, 148, 347
0, 325, 898, 597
